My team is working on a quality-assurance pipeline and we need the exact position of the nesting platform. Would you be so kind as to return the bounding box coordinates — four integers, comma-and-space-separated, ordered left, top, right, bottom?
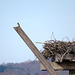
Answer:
41, 61, 75, 71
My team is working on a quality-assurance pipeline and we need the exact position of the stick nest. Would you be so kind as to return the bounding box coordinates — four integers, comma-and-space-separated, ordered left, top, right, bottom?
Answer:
41, 40, 75, 62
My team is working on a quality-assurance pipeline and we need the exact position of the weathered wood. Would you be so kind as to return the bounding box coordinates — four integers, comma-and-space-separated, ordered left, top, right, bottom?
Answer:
69, 70, 75, 75
14, 26, 57, 75
41, 62, 75, 71
54, 54, 75, 62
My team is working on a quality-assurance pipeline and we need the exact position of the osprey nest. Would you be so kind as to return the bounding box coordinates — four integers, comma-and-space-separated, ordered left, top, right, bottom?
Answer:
41, 40, 75, 62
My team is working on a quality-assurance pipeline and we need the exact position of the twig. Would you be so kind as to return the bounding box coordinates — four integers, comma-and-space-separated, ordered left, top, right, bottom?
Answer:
60, 49, 69, 62
62, 36, 70, 42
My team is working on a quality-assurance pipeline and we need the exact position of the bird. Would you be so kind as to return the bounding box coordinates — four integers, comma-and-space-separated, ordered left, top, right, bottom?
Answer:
17, 22, 20, 27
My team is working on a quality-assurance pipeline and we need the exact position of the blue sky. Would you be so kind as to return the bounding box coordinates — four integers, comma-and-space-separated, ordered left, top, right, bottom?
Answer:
0, 0, 75, 64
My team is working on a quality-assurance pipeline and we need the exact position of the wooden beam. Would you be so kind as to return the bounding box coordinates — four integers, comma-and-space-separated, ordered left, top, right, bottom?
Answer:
14, 26, 57, 75
41, 62, 75, 71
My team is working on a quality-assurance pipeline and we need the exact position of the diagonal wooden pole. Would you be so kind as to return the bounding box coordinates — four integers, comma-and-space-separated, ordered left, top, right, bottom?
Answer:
14, 26, 57, 75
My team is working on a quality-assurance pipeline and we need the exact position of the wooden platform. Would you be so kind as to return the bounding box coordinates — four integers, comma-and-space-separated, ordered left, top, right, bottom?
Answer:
41, 62, 75, 71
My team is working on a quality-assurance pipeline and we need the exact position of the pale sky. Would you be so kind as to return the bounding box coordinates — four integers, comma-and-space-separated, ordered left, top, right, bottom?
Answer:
0, 0, 75, 64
